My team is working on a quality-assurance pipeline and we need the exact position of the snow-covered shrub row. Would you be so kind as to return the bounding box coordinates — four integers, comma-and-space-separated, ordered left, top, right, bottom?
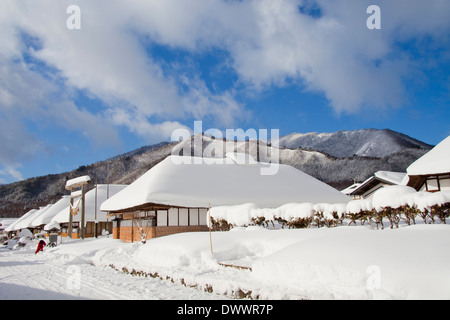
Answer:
210, 202, 347, 231
209, 186, 450, 231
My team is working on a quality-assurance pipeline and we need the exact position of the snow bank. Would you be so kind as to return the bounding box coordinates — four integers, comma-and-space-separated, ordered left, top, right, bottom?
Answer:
90, 224, 450, 300
251, 225, 450, 299
18, 229, 33, 239
5, 220, 450, 300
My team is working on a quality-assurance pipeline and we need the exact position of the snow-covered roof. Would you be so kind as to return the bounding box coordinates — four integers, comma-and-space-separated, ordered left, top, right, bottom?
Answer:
44, 221, 61, 231
0, 218, 18, 231
30, 196, 71, 228
341, 183, 362, 195
374, 171, 406, 185
348, 170, 405, 197
407, 136, 450, 176
226, 152, 257, 165
51, 184, 127, 224
14, 205, 53, 230
101, 155, 351, 213
65, 175, 91, 190
5, 209, 38, 232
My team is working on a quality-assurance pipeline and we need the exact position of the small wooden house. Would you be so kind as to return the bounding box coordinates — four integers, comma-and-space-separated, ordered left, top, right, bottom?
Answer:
101, 154, 351, 243
405, 136, 450, 192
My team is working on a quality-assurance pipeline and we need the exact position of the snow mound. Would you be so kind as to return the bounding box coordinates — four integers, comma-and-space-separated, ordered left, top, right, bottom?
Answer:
372, 185, 417, 210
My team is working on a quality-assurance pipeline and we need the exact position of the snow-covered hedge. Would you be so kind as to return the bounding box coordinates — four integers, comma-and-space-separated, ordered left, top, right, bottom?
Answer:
209, 186, 450, 230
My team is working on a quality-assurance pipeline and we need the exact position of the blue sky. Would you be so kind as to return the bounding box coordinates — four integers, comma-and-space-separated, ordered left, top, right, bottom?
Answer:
0, 0, 449, 184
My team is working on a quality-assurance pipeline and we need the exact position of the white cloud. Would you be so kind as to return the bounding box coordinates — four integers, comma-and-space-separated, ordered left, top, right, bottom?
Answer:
2, 166, 23, 182
0, 0, 448, 175
121, 0, 450, 113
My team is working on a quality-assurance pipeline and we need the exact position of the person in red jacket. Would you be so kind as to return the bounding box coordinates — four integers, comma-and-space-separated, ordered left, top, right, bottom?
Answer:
35, 240, 46, 254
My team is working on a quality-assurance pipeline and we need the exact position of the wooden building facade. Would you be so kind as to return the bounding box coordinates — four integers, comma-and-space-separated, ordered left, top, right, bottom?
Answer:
406, 136, 450, 192
107, 206, 209, 243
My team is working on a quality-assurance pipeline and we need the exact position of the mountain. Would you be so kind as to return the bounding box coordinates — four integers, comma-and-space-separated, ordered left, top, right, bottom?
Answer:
0, 129, 432, 218
0, 142, 178, 218
279, 129, 433, 158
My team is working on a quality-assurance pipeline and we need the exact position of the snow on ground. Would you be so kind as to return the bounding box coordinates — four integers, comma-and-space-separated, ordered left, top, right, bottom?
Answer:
0, 237, 227, 300
1, 222, 450, 300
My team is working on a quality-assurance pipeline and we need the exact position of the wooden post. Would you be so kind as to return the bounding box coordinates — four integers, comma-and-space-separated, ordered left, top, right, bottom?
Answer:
208, 204, 213, 254
81, 185, 86, 239
65, 175, 91, 240
94, 184, 98, 238
68, 197, 73, 238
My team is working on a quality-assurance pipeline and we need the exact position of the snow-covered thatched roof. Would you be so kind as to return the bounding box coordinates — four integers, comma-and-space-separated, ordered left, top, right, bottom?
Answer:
1, 218, 18, 231
101, 155, 351, 213
14, 205, 53, 230
407, 135, 450, 176
5, 209, 37, 232
51, 184, 127, 224
30, 196, 71, 228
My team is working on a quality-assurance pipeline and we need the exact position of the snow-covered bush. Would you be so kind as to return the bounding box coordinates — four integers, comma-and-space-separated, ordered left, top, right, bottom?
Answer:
208, 188, 450, 232
210, 217, 234, 231
286, 216, 313, 229
345, 199, 374, 226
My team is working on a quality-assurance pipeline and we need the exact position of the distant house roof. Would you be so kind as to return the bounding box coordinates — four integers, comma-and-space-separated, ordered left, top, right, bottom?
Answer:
30, 196, 71, 228
14, 205, 53, 230
1, 218, 18, 231
406, 136, 450, 176
349, 171, 406, 197
101, 155, 351, 213
341, 183, 362, 195
5, 209, 37, 232
405, 136, 450, 190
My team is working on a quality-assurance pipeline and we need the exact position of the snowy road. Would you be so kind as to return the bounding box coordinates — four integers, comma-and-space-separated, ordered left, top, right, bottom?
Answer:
0, 244, 226, 300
